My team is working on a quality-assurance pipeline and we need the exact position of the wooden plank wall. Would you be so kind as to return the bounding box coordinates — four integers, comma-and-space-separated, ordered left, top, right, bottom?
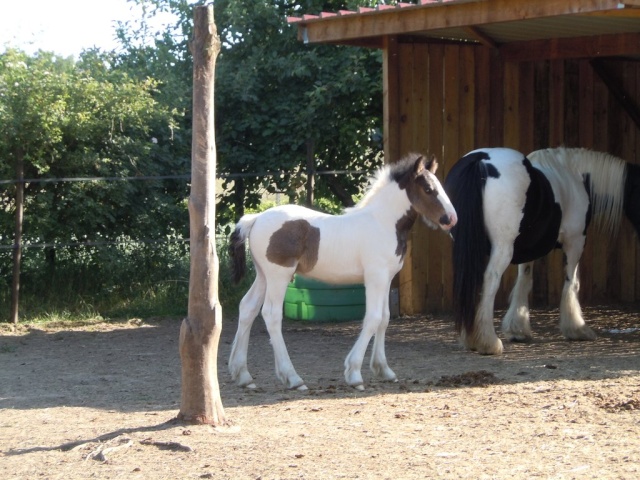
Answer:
390, 41, 640, 314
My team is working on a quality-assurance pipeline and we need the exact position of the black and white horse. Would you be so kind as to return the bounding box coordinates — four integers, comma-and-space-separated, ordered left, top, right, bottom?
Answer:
229, 153, 457, 390
444, 147, 640, 354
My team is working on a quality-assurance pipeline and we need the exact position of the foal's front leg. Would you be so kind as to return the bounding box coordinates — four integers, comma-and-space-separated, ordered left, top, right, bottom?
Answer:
344, 274, 393, 390
369, 278, 397, 382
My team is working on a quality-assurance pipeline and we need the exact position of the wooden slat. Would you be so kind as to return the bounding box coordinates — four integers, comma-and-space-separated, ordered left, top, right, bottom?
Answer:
489, 52, 504, 147
549, 60, 565, 148
563, 60, 580, 147
383, 36, 401, 164
499, 60, 521, 307
474, 47, 492, 147
518, 61, 535, 154
620, 60, 637, 302
604, 60, 624, 302
397, 43, 417, 314
458, 46, 476, 158
500, 32, 640, 62
531, 61, 550, 308
636, 63, 640, 301
591, 59, 610, 302
578, 59, 595, 304
532, 61, 550, 151
408, 44, 431, 314
546, 60, 566, 306
503, 61, 520, 149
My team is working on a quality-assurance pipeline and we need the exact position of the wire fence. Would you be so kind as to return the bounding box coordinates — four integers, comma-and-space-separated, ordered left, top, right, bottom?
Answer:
0, 168, 367, 250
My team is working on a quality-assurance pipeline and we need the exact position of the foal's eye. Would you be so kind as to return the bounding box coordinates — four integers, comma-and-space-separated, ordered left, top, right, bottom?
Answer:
423, 184, 433, 194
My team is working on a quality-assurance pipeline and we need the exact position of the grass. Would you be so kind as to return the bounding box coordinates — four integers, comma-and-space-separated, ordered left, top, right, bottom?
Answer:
1, 236, 254, 326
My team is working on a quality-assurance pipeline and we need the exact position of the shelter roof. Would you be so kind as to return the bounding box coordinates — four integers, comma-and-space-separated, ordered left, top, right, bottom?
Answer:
287, 0, 640, 61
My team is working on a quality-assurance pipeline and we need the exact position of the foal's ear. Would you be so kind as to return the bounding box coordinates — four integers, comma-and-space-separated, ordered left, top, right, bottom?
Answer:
425, 154, 438, 174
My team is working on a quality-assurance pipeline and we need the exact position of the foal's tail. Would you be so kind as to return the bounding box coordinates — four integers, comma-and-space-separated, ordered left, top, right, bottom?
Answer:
444, 152, 491, 335
229, 213, 260, 284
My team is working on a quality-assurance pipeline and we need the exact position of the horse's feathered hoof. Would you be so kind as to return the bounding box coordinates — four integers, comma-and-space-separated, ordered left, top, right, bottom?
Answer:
508, 333, 533, 343
563, 325, 597, 341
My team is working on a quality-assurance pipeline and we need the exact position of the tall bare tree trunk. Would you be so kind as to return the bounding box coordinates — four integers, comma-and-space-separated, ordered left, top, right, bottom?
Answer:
10, 148, 24, 325
177, 5, 225, 426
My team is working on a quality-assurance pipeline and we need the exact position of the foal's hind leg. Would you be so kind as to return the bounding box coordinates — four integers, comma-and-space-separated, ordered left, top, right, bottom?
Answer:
559, 237, 596, 341
462, 245, 511, 355
229, 272, 267, 388
502, 262, 534, 342
262, 276, 307, 390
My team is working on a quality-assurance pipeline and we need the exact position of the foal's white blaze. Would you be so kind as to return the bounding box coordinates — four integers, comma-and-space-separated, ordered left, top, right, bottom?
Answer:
228, 153, 456, 390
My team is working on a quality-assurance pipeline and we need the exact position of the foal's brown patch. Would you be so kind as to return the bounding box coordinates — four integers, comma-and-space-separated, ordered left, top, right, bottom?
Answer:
395, 210, 417, 258
266, 219, 320, 273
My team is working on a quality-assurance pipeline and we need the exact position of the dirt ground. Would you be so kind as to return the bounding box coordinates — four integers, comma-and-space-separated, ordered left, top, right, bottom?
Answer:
1, 305, 639, 480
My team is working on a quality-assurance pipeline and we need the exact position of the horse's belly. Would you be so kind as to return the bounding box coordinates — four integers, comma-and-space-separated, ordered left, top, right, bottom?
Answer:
511, 164, 562, 264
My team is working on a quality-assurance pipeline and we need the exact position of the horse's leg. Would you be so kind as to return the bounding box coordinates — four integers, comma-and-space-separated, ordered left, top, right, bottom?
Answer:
461, 245, 512, 354
369, 278, 396, 383
344, 273, 387, 390
559, 237, 596, 340
262, 275, 307, 390
228, 270, 267, 388
502, 262, 534, 342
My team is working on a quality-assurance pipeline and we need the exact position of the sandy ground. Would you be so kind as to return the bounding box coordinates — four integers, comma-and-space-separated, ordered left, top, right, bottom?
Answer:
1, 305, 639, 479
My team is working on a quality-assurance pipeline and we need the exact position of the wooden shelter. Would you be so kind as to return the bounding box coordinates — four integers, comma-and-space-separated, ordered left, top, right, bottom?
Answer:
289, 0, 640, 315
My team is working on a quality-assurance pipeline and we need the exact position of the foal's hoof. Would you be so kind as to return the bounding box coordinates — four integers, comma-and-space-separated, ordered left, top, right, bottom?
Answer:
245, 382, 257, 390
353, 384, 365, 391
296, 384, 309, 392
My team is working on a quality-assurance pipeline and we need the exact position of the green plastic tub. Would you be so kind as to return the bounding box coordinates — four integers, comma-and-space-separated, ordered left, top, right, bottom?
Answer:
284, 275, 365, 322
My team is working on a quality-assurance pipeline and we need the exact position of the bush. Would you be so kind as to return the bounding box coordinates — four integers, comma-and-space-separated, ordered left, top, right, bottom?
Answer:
0, 231, 254, 324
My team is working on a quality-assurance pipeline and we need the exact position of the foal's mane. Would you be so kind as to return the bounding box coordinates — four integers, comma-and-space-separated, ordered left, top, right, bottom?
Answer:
530, 147, 627, 236
350, 154, 420, 211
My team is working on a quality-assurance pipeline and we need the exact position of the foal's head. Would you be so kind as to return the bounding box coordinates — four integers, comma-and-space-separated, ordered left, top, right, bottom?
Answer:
394, 154, 458, 231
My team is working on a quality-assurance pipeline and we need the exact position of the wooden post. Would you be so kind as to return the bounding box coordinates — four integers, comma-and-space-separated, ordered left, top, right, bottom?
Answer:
177, 5, 225, 426
305, 139, 314, 207
10, 149, 24, 325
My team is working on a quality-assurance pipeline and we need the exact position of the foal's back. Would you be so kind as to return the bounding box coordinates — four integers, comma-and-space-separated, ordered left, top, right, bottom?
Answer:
249, 203, 401, 285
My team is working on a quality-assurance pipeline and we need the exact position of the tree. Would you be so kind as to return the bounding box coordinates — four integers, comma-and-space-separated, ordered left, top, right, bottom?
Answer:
0, 48, 188, 318
0, 49, 186, 248
178, 4, 225, 425
114, 0, 384, 225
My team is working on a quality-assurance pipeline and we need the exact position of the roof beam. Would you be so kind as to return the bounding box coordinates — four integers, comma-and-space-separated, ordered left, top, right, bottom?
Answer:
500, 32, 640, 61
463, 26, 499, 50
292, 0, 636, 45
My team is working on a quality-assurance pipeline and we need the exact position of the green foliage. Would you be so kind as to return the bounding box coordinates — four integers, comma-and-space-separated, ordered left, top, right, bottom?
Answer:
213, 0, 384, 222
0, 48, 189, 247
1, 0, 386, 323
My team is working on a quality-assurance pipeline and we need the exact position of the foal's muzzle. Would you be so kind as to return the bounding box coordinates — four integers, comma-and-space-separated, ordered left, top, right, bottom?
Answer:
439, 212, 457, 230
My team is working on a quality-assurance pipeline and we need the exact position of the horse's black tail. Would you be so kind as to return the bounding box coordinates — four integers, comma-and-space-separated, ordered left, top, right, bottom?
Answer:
444, 152, 491, 335
229, 214, 258, 284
